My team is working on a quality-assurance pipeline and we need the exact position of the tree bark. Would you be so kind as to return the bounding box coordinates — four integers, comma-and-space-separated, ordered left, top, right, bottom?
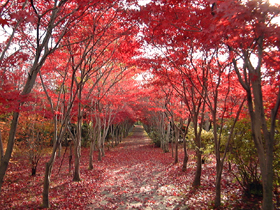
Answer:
182, 119, 190, 172
231, 38, 278, 209
89, 140, 94, 170
73, 88, 82, 181
182, 139, 188, 172
42, 139, 60, 208
192, 150, 202, 188
73, 142, 81, 181
214, 167, 222, 207
97, 119, 102, 161
164, 121, 170, 153
174, 126, 179, 164
171, 128, 174, 158
69, 141, 73, 173
192, 115, 203, 188
0, 112, 19, 192
0, 129, 3, 163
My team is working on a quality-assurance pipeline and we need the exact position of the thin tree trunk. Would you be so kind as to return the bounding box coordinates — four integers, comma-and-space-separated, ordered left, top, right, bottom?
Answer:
69, 141, 73, 173
88, 99, 96, 170
42, 143, 58, 208
101, 140, 105, 157
213, 117, 222, 207
97, 119, 102, 161
182, 128, 188, 172
182, 119, 191, 172
174, 126, 179, 164
164, 121, 170, 153
42, 98, 66, 208
0, 129, 3, 163
58, 143, 62, 157
182, 138, 188, 172
42, 125, 67, 208
171, 128, 174, 158
73, 88, 82, 181
192, 117, 203, 188
88, 121, 96, 170
110, 125, 115, 147
213, 100, 245, 208
89, 140, 94, 170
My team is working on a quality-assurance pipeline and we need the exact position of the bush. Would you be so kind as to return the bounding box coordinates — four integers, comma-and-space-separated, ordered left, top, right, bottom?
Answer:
225, 118, 262, 198
16, 113, 53, 176
186, 126, 215, 155
148, 130, 161, 147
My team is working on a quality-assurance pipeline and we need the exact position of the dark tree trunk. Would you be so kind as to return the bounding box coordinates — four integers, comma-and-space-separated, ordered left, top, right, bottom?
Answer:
0, 112, 19, 192
182, 136, 188, 172
69, 141, 73, 173
174, 126, 179, 164
88, 140, 94, 170
192, 151, 202, 188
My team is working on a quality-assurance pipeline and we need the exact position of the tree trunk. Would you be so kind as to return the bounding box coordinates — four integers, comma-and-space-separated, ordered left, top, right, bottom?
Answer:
89, 140, 94, 170
192, 118, 203, 188
58, 143, 62, 157
192, 151, 202, 188
31, 160, 38, 176
250, 76, 274, 210
97, 132, 102, 161
101, 140, 105, 157
69, 141, 72, 173
214, 169, 222, 208
42, 161, 53, 208
182, 119, 190, 172
0, 111, 19, 192
171, 128, 174, 158
42, 141, 60, 208
73, 143, 81, 181
213, 116, 222, 207
231, 35, 279, 209
110, 126, 115, 147
182, 135, 188, 172
262, 166, 274, 210
73, 88, 82, 182
89, 101, 96, 170
164, 121, 170, 153
114, 126, 118, 146
174, 126, 179, 164
0, 129, 3, 163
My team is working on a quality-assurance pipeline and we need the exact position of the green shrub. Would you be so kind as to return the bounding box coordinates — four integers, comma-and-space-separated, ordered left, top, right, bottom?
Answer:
225, 118, 262, 198
148, 130, 161, 147
186, 127, 215, 155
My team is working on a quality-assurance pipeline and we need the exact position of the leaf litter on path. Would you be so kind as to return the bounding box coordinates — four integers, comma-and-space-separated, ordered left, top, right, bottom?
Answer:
1, 125, 260, 209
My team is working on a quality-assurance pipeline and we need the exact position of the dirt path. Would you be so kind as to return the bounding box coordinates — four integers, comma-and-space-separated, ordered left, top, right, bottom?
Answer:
0, 125, 262, 210
0, 125, 254, 209
87, 125, 188, 210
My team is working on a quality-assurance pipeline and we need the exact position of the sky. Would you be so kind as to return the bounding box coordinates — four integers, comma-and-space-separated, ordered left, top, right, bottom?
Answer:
269, 0, 280, 24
